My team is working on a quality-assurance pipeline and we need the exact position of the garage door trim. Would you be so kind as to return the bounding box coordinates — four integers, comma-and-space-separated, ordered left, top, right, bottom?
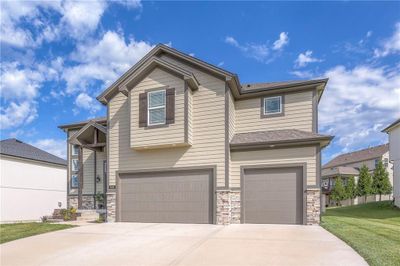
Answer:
240, 163, 307, 225
115, 165, 216, 224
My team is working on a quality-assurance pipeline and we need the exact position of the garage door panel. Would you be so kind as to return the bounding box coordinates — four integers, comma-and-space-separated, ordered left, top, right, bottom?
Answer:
243, 167, 303, 224
118, 170, 213, 224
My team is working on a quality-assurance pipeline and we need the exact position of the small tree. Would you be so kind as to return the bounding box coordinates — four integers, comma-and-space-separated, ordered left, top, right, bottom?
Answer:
357, 164, 373, 203
372, 160, 392, 201
345, 176, 357, 205
331, 178, 346, 206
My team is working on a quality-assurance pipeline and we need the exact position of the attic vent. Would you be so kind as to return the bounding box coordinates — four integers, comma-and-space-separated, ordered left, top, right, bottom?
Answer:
15, 139, 23, 143
247, 84, 251, 87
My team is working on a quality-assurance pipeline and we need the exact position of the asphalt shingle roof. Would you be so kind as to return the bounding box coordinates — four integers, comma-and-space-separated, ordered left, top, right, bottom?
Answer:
58, 117, 107, 129
322, 143, 389, 169
230, 129, 333, 148
0, 138, 66, 166
240, 78, 328, 93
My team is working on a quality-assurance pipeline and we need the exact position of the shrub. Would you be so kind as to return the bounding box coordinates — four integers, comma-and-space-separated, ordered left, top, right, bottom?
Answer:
331, 178, 346, 206
372, 160, 392, 201
357, 164, 373, 202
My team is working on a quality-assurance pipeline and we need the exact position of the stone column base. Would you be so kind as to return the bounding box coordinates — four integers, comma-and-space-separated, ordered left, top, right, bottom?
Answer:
106, 192, 116, 222
67, 195, 95, 210
216, 190, 241, 225
306, 188, 321, 225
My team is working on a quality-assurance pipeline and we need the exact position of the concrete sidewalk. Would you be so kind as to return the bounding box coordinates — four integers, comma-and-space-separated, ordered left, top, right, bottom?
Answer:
0, 223, 367, 266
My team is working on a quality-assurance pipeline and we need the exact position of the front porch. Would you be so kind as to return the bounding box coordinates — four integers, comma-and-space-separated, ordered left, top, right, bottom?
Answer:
67, 120, 108, 213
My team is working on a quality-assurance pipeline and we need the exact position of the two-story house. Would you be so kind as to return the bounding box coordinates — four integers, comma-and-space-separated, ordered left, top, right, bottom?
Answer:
383, 118, 400, 207
321, 143, 393, 206
59, 44, 333, 225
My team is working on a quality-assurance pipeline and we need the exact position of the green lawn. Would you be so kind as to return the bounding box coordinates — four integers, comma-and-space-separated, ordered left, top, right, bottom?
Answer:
0, 222, 75, 244
321, 201, 400, 266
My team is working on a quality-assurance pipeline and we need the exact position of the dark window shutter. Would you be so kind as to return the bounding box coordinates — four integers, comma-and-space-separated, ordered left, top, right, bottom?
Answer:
139, 92, 147, 127
165, 88, 175, 124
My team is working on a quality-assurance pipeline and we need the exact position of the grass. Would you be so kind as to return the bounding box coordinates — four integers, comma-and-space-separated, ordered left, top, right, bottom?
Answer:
0, 222, 76, 244
321, 201, 400, 266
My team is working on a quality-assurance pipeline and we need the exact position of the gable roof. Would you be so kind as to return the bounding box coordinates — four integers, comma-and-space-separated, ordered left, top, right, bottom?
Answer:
322, 166, 359, 178
97, 44, 328, 104
69, 120, 107, 146
58, 117, 107, 130
230, 129, 333, 150
118, 57, 199, 96
97, 44, 240, 104
0, 138, 66, 166
323, 143, 389, 169
382, 118, 400, 133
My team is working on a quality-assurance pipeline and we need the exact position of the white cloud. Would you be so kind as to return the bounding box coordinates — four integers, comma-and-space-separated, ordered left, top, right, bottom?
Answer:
0, 101, 38, 129
0, 62, 44, 100
319, 64, 400, 152
64, 30, 154, 93
30, 138, 66, 159
0, 0, 143, 48
74, 92, 101, 114
374, 22, 400, 57
295, 50, 322, 68
225, 32, 289, 63
61, 0, 107, 39
224, 36, 269, 63
272, 32, 289, 50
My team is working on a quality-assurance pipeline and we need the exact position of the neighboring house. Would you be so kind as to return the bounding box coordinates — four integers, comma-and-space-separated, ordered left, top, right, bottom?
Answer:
382, 118, 400, 207
0, 139, 67, 223
59, 44, 333, 225
322, 143, 393, 206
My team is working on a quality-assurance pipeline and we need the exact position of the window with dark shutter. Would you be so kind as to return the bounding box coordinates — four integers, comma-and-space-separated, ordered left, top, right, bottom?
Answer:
139, 92, 147, 127
166, 88, 175, 124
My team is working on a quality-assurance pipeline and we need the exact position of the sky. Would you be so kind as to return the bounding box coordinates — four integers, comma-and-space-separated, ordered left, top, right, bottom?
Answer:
1, 1, 399, 163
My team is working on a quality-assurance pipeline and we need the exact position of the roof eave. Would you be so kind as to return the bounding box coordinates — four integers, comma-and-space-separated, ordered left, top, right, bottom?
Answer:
230, 136, 334, 151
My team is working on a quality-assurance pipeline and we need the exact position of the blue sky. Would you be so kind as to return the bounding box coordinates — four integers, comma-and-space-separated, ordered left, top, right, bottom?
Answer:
1, 1, 399, 163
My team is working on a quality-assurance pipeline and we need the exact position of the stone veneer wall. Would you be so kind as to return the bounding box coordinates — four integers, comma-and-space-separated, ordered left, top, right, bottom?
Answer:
306, 188, 321, 225
67, 195, 95, 210
106, 192, 116, 222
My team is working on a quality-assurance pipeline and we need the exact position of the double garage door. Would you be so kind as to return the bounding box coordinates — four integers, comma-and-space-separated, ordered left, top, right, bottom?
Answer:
118, 169, 213, 224
117, 166, 304, 224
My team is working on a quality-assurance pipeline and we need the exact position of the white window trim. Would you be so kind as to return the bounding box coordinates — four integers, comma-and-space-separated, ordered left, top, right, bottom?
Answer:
147, 89, 166, 126
264, 96, 282, 115
71, 145, 79, 156
71, 159, 79, 172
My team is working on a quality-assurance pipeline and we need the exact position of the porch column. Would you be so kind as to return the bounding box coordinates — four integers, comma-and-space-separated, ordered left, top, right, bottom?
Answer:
78, 146, 83, 209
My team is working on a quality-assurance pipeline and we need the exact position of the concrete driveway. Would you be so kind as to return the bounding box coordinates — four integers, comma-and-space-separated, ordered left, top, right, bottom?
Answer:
1, 223, 367, 266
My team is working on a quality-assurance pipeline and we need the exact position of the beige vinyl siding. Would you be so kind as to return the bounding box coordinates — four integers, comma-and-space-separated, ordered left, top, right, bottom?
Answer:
108, 55, 226, 187
188, 89, 193, 144
82, 148, 94, 194
96, 150, 106, 193
235, 91, 313, 133
228, 90, 235, 141
130, 68, 185, 149
230, 146, 317, 187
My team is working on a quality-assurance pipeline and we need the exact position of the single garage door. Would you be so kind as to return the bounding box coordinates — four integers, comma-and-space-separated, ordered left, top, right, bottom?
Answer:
118, 169, 213, 224
243, 167, 303, 224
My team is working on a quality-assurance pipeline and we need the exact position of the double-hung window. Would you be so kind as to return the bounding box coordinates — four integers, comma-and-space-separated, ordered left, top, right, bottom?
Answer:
148, 90, 166, 126
264, 96, 282, 115
72, 145, 79, 156
71, 159, 79, 172
71, 174, 79, 188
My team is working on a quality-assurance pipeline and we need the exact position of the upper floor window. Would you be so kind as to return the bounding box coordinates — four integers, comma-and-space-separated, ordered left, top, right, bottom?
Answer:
71, 145, 79, 156
384, 158, 389, 168
374, 159, 380, 168
264, 96, 282, 115
148, 90, 166, 126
